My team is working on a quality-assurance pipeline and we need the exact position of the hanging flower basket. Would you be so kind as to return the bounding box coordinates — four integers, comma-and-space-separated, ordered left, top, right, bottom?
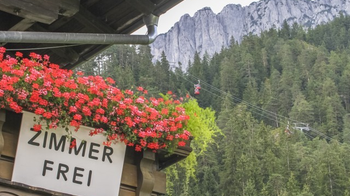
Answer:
0, 47, 191, 153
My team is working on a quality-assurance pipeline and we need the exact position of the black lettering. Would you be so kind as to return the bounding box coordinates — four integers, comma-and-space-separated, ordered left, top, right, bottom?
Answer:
42, 160, 54, 176
102, 146, 113, 163
88, 142, 100, 160
43, 131, 48, 148
28, 131, 41, 146
49, 133, 66, 152
57, 163, 69, 181
87, 170, 92, 187
69, 139, 86, 157
73, 167, 84, 185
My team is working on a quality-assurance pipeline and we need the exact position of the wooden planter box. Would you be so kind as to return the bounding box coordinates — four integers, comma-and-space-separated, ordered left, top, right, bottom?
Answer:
0, 110, 192, 196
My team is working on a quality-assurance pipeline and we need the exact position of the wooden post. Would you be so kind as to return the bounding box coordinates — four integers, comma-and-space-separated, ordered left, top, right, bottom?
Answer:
136, 150, 155, 196
0, 110, 6, 156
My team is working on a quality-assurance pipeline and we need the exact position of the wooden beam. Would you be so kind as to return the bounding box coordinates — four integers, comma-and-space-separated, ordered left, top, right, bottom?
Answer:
0, 186, 42, 196
8, 18, 35, 31
0, 110, 5, 156
151, 0, 164, 4
121, 163, 138, 187
0, 183, 142, 196
154, 172, 166, 194
119, 188, 136, 196
121, 162, 166, 194
0, 178, 74, 196
0, 0, 59, 24
154, 0, 183, 16
0, 160, 12, 180
59, 0, 80, 17
83, 0, 100, 7
115, 11, 143, 33
74, 5, 116, 33
2, 132, 17, 158
158, 145, 192, 170
136, 150, 156, 196
125, 0, 156, 15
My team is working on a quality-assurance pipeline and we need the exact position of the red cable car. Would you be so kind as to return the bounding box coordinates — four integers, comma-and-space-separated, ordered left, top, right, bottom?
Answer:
194, 88, 200, 95
194, 80, 201, 95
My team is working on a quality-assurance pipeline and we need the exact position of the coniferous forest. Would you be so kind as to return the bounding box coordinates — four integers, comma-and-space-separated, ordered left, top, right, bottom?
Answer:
77, 15, 350, 196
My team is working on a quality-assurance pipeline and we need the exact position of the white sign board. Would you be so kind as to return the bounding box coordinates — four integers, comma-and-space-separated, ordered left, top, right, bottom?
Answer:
12, 111, 126, 196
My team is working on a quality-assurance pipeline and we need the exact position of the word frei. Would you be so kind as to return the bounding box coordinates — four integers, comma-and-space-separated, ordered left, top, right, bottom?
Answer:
12, 112, 126, 196
29, 130, 114, 186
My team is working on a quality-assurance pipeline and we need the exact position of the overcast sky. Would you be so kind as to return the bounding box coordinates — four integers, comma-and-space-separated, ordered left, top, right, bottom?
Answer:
134, 0, 257, 34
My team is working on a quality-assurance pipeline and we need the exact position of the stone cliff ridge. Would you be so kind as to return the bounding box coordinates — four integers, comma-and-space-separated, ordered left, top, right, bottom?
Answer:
151, 0, 350, 69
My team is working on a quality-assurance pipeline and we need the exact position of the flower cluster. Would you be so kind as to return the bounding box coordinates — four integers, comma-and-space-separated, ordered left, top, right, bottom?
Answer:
0, 48, 191, 152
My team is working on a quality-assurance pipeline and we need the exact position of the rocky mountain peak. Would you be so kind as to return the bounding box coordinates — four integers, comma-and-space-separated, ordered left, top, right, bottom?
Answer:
151, 0, 350, 70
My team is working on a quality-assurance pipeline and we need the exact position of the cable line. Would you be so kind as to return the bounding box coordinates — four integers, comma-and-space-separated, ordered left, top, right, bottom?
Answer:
5, 44, 81, 51
176, 72, 285, 124
186, 72, 293, 123
175, 69, 336, 141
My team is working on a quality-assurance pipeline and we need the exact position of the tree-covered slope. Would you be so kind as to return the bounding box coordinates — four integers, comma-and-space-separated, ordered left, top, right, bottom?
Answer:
78, 15, 350, 195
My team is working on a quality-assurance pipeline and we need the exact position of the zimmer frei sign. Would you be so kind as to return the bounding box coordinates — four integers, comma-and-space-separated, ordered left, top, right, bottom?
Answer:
12, 111, 126, 196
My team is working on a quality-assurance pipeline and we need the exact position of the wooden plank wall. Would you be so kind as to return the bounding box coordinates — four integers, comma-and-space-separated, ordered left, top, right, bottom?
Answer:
0, 110, 166, 196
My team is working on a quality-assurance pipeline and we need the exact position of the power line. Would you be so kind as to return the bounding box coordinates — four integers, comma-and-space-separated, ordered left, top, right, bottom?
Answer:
169, 62, 285, 124
181, 72, 321, 140
175, 69, 336, 141
187, 73, 290, 123
176, 72, 285, 125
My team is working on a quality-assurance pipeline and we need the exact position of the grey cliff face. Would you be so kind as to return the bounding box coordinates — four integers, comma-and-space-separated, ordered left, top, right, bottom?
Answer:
151, 0, 350, 70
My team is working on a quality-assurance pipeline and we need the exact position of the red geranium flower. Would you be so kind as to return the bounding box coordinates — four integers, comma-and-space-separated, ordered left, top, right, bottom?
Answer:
73, 114, 82, 121
33, 124, 42, 132
15, 52, 23, 58
70, 139, 76, 149
0, 48, 192, 152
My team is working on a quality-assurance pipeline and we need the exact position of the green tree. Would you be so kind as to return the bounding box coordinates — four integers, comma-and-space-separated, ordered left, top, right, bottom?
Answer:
154, 52, 170, 93
286, 172, 301, 196
280, 20, 291, 39
220, 56, 241, 97
289, 93, 314, 123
